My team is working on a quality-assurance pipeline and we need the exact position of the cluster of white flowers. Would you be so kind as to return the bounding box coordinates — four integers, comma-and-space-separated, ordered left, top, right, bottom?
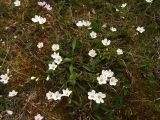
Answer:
48, 44, 62, 70
46, 88, 72, 101
0, 69, 10, 84
88, 90, 106, 104
76, 20, 91, 27
97, 70, 118, 86
31, 15, 46, 24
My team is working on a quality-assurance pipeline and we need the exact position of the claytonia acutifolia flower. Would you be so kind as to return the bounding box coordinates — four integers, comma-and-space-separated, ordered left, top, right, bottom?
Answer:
6, 110, 13, 115
102, 38, 111, 46
46, 91, 54, 100
90, 31, 97, 38
14, 0, 20, 6
110, 27, 117, 32
51, 52, 63, 65
31, 15, 46, 24
52, 91, 62, 100
121, 3, 127, 8
116, 8, 120, 12
102, 24, 107, 28
88, 49, 97, 58
48, 62, 57, 70
97, 70, 114, 85
109, 77, 118, 86
8, 90, 18, 97
34, 114, 44, 120
52, 44, 59, 51
76, 20, 91, 27
31, 76, 36, 80
0, 69, 10, 84
117, 48, 123, 55
44, 4, 52, 11
94, 92, 106, 104
37, 42, 44, 49
136, 26, 145, 33
145, 0, 153, 3
62, 88, 72, 97
88, 90, 96, 100
38, 1, 46, 6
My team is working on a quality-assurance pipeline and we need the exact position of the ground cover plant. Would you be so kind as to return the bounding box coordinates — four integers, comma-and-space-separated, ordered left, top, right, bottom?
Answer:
0, 0, 160, 120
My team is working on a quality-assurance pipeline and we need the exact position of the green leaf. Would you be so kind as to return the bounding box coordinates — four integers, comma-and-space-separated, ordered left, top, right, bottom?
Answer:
69, 64, 77, 85
72, 39, 77, 53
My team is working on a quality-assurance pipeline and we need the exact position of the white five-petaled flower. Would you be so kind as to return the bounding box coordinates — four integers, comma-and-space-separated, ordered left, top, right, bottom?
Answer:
110, 27, 117, 32
62, 88, 72, 97
8, 90, 18, 97
145, 0, 153, 3
109, 77, 118, 86
37, 42, 44, 49
102, 38, 111, 46
34, 114, 44, 120
0, 69, 10, 84
51, 52, 63, 65
52, 44, 59, 51
94, 92, 106, 104
117, 48, 123, 55
6, 110, 13, 115
136, 26, 145, 33
46, 91, 54, 100
14, 0, 20, 6
90, 31, 97, 38
88, 49, 97, 58
76, 21, 83, 27
121, 3, 127, 8
97, 75, 108, 85
88, 90, 96, 100
48, 62, 57, 70
52, 91, 62, 100
31, 15, 46, 24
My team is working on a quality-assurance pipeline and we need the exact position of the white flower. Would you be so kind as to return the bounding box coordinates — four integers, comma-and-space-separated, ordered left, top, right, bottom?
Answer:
76, 21, 83, 27
116, 8, 119, 12
90, 31, 97, 38
48, 62, 57, 70
62, 88, 72, 97
110, 27, 117, 32
38, 2, 46, 6
52, 91, 62, 100
145, 0, 153, 3
54, 56, 63, 65
14, 0, 20, 6
88, 49, 97, 58
51, 52, 60, 59
117, 48, 123, 55
94, 92, 106, 104
102, 24, 107, 28
37, 42, 44, 49
52, 44, 59, 51
31, 15, 46, 24
46, 91, 54, 100
97, 75, 108, 85
0, 73, 10, 84
6, 110, 13, 115
34, 114, 43, 120
102, 70, 114, 78
101, 38, 111, 46
88, 90, 96, 100
82, 20, 91, 27
109, 77, 118, 86
121, 3, 127, 8
8, 90, 18, 97
136, 26, 145, 33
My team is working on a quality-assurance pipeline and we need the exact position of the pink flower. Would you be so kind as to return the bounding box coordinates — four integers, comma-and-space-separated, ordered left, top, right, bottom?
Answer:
37, 2, 46, 7
44, 4, 52, 10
